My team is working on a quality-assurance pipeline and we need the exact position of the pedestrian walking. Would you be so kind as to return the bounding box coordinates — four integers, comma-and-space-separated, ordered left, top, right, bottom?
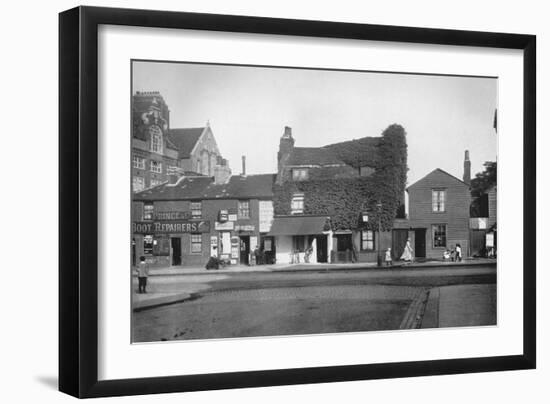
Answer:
136, 256, 149, 293
385, 247, 393, 266
400, 238, 414, 264
455, 243, 462, 262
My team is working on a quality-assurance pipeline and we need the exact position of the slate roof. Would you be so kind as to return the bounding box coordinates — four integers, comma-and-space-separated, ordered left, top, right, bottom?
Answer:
134, 174, 276, 201
166, 127, 205, 159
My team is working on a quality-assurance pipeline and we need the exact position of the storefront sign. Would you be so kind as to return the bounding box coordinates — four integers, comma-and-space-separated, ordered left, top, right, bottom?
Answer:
228, 213, 238, 222
154, 211, 190, 221
218, 209, 229, 222
235, 224, 255, 232
259, 200, 274, 233
210, 236, 218, 257
215, 221, 234, 230
133, 221, 210, 234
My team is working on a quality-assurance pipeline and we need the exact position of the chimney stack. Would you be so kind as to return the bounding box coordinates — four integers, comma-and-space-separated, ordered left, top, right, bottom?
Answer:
241, 155, 246, 176
277, 125, 295, 174
463, 150, 471, 185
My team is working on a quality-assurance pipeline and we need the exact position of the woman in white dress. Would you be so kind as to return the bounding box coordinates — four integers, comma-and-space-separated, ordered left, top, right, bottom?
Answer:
400, 238, 414, 263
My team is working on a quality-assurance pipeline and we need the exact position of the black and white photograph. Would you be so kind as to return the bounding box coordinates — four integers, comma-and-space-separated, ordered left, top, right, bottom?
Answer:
130, 60, 498, 343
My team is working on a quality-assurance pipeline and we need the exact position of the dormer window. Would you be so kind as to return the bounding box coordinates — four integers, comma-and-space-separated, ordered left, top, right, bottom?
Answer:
149, 125, 163, 154
292, 168, 309, 181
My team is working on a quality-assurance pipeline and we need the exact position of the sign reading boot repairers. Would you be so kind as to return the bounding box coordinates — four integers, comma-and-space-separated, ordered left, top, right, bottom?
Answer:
133, 221, 210, 234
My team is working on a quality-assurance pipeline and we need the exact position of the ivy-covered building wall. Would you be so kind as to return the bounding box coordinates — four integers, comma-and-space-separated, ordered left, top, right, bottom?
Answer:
271, 124, 408, 263
273, 124, 408, 233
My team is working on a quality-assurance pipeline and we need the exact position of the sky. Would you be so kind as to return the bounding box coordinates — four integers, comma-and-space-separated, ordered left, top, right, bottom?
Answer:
133, 60, 497, 186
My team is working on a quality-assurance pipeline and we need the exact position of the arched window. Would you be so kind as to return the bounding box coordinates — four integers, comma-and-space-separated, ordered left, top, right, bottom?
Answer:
149, 125, 163, 154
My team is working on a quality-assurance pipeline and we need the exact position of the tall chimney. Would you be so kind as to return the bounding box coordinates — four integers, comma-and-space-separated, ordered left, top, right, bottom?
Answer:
241, 155, 246, 176
277, 126, 295, 174
463, 150, 471, 185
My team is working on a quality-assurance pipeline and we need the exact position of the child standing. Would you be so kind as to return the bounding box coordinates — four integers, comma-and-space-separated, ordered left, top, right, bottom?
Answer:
385, 247, 393, 266
136, 256, 149, 294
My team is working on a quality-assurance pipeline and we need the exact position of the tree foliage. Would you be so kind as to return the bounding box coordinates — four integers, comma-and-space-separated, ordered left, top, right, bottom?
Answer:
470, 161, 497, 217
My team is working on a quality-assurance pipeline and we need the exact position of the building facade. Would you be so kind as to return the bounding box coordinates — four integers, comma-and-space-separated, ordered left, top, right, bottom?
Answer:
407, 165, 472, 259
270, 125, 408, 264
132, 91, 231, 192
132, 174, 276, 267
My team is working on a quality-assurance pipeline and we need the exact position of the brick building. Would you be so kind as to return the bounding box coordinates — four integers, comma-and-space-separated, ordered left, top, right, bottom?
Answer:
132, 173, 276, 267
407, 157, 472, 259
132, 91, 231, 192
270, 125, 408, 264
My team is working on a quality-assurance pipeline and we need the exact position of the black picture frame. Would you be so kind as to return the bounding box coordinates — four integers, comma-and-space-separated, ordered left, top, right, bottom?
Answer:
59, 6, 536, 398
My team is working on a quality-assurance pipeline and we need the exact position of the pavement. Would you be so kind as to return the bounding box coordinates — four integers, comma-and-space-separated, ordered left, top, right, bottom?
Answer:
140, 257, 497, 276
132, 258, 496, 311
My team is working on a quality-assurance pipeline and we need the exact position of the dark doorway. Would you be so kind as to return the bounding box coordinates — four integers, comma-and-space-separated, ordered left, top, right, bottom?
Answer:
414, 229, 426, 258
171, 237, 182, 266
315, 235, 328, 263
335, 233, 353, 262
392, 229, 409, 260
470, 230, 486, 257
240, 236, 250, 265
261, 236, 276, 264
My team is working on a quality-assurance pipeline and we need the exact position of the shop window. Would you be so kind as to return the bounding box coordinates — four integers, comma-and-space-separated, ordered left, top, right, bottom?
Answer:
238, 200, 250, 219
190, 201, 202, 219
432, 224, 447, 247
143, 203, 154, 220
133, 176, 145, 192
432, 189, 446, 212
143, 234, 154, 255
291, 193, 304, 215
361, 230, 375, 251
133, 155, 145, 169
150, 160, 162, 173
293, 236, 305, 252
292, 168, 309, 181
191, 234, 202, 253
149, 125, 163, 154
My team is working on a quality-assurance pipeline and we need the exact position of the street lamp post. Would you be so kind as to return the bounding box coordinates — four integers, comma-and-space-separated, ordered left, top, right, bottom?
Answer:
376, 201, 383, 267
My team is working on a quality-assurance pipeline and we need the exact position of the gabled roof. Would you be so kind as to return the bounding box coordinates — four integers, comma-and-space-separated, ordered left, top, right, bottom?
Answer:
407, 168, 469, 191
134, 174, 276, 201
166, 127, 205, 159
286, 147, 345, 166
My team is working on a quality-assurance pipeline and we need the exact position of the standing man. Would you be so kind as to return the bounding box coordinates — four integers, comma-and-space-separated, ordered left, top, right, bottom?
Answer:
136, 256, 150, 293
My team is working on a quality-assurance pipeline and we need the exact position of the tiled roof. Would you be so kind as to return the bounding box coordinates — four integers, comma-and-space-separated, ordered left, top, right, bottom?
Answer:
286, 147, 345, 166
166, 127, 205, 159
134, 174, 276, 201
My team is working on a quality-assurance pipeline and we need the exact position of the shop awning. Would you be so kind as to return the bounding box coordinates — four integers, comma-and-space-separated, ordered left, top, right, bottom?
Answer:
268, 216, 328, 236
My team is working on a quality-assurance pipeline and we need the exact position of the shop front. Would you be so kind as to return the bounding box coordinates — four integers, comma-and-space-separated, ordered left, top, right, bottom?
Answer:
132, 219, 210, 267
268, 215, 332, 264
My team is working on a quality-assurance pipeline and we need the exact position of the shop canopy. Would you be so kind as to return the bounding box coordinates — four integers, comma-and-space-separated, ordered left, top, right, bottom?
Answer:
268, 216, 329, 236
